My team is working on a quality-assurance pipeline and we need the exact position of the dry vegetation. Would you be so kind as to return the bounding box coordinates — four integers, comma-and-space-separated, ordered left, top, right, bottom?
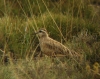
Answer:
0, 0, 100, 79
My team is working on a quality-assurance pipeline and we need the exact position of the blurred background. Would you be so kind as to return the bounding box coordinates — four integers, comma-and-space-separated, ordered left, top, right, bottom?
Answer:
0, 0, 100, 79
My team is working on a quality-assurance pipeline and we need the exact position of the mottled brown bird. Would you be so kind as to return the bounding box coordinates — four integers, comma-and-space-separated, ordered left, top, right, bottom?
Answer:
36, 28, 74, 57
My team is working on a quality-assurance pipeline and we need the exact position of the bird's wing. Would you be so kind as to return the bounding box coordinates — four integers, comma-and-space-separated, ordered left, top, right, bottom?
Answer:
44, 38, 70, 56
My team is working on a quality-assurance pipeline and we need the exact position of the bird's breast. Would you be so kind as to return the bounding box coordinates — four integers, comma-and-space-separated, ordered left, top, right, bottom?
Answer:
39, 41, 54, 56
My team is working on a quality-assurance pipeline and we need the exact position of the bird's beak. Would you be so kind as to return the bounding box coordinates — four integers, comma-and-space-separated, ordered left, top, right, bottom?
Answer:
35, 32, 38, 34
35, 31, 41, 35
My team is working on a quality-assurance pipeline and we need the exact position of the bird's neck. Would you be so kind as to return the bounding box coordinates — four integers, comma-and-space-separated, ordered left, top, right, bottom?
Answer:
39, 34, 48, 39
39, 36, 48, 42
39, 36, 47, 40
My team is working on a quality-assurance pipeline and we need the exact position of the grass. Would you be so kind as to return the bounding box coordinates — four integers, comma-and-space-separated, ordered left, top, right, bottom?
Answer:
0, 0, 100, 79
0, 57, 96, 79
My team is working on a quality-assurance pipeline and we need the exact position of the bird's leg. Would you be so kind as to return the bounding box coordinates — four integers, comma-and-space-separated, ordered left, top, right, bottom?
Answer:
49, 52, 57, 68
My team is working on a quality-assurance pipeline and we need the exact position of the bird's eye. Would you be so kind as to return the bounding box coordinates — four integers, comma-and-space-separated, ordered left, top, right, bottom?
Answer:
39, 30, 42, 32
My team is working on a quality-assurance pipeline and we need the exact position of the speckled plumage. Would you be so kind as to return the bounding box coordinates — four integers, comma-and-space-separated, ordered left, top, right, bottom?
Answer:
36, 28, 73, 57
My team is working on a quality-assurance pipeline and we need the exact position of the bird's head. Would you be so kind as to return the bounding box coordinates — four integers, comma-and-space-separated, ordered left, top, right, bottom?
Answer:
35, 28, 48, 38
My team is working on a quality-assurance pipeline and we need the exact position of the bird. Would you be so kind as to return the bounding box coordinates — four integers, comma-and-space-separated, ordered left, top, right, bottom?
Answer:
35, 28, 75, 58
